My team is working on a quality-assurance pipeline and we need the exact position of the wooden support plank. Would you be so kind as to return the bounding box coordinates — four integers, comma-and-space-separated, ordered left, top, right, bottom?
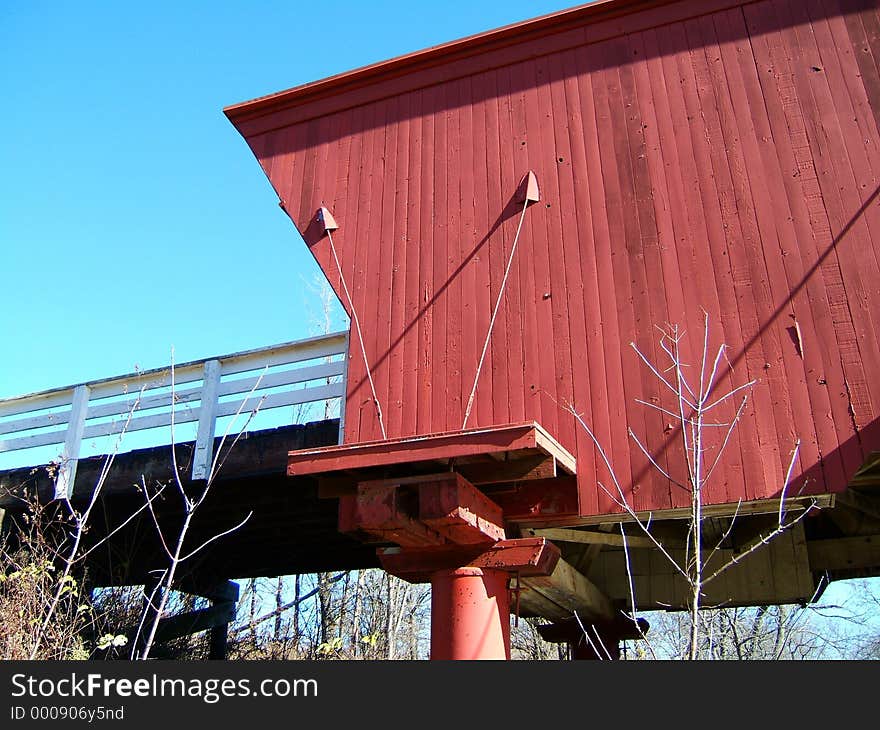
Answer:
533, 429, 576, 475
850, 454, 880, 489
522, 556, 614, 622
147, 603, 237, 645
208, 622, 230, 660
536, 615, 648, 643
54, 385, 89, 500
456, 454, 557, 484
539, 494, 834, 529
337, 331, 350, 445
526, 526, 659, 549
177, 579, 240, 604
835, 490, 880, 522
418, 473, 506, 544
807, 535, 880, 572
192, 360, 221, 481
338, 486, 444, 548
317, 458, 565, 498
378, 536, 559, 583
517, 587, 570, 621
470, 537, 560, 575
576, 522, 616, 575
341, 472, 505, 547
487, 475, 580, 524
288, 421, 575, 477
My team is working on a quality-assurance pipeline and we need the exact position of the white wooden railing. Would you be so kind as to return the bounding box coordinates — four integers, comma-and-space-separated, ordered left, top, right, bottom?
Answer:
0, 331, 349, 498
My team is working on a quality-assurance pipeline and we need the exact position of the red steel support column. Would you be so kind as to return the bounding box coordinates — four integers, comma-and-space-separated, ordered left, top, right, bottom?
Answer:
430, 567, 510, 660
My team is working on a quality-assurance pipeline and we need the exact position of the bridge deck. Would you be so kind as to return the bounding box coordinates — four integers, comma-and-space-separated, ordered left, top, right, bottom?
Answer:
0, 421, 378, 585
1, 414, 879, 615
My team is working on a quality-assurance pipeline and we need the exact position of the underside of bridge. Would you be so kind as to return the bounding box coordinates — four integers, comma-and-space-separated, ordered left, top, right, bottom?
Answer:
2, 417, 879, 658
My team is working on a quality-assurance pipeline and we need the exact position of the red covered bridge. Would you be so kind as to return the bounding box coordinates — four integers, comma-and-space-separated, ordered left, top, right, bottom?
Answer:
224, 0, 880, 657
4, 0, 880, 659
228, 0, 879, 512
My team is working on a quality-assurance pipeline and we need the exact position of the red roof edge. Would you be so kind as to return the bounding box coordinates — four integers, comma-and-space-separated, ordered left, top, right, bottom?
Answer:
223, 0, 667, 124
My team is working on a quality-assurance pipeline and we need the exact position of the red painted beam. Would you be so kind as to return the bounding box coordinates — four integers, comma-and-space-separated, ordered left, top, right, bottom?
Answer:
418, 473, 506, 544
378, 537, 560, 582
338, 485, 445, 547
339, 471, 507, 547
486, 476, 580, 524
288, 422, 563, 476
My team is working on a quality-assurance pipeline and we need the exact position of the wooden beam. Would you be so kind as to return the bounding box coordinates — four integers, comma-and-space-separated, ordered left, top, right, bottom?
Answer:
456, 455, 557, 485
208, 623, 230, 660
338, 485, 444, 547
807, 535, 880, 572
522, 556, 614, 622
191, 359, 221, 481
417, 473, 506, 544
576, 523, 615, 574
526, 527, 658, 549
850, 452, 880, 488
177, 579, 240, 604
341, 472, 506, 546
536, 615, 649, 643
145, 603, 237, 645
288, 421, 576, 478
378, 537, 560, 583
835, 490, 880, 523
533, 427, 575, 475
54, 385, 90, 500
532, 494, 834, 529
517, 587, 568, 621
488, 476, 579, 524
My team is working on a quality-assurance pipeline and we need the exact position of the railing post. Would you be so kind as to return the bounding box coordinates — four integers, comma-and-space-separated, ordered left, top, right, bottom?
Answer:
54, 385, 90, 500
192, 360, 221, 481
337, 331, 350, 445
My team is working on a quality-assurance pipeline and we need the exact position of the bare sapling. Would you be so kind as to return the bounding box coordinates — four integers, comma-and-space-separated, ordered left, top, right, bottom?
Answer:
133, 348, 264, 659
23, 388, 169, 659
568, 314, 818, 659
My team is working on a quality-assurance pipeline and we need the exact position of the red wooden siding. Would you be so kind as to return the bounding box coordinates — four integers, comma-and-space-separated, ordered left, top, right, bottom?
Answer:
227, 0, 880, 517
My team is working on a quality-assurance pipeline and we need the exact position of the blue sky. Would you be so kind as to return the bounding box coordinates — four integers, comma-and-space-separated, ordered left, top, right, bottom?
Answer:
1, 0, 579, 400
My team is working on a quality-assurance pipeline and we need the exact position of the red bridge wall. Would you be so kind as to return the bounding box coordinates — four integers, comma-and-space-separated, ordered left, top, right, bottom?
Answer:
228, 0, 880, 516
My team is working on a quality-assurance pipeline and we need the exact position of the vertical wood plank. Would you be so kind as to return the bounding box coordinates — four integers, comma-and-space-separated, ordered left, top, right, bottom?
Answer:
458, 76, 480, 429
537, 53, 575, 453
743, 2, 853, 491
417, 90, 435, 435
192, 360, 221, 481
577, 43, 634, 514
431, 82, 450, 434
402, 91, 422, 438
387, 97, 409, 438
55, 385, 90, 500
497, 64, 526, 425
633, 28, 694, 498
523, 60, 558, 438
469, 74, 495, 430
